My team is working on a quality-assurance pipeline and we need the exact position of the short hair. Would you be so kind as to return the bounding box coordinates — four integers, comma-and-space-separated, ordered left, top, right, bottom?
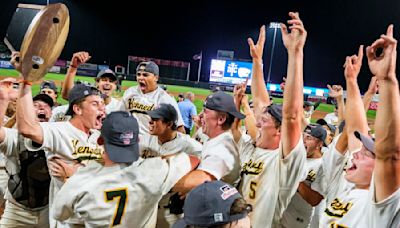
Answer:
217, 111, 235, 130
185, 92, 194, 100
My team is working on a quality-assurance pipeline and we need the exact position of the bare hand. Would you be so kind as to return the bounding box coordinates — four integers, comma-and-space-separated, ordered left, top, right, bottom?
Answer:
70, 51, 91, 67
327, 84, 343, 98
366, 25, 397, 80
281, 12, 307, 52
48, 157, 82, 181
9, 52, 21, 72
344, 45, 363, 80
248, 25, 266, 60
0, 78, 18, 101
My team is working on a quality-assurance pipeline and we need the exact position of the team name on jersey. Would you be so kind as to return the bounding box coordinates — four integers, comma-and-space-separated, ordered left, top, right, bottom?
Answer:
241, 160, 264, 176
71, 139, 103, 161
306, 169, 317, 182
126, 98, 154, 113
325, 198, 353, 218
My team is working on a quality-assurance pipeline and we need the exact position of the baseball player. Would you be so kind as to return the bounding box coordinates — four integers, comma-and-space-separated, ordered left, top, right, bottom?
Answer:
119, 61, 185, 135
138, 103, 202, 227
231, 13, 307, 228
314, 26, 400, 227
280, 124, 326, 228
0, 88, 53, 227
11, 50, 107, 227
52, 111, 197, 227
40, 80, 60, 106
173, 90, 245, 197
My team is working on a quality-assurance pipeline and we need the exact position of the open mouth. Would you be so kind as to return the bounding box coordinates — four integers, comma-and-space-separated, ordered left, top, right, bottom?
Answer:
138, 82, 146, 91
347, 162, 357, 172
95, 113, 106, 128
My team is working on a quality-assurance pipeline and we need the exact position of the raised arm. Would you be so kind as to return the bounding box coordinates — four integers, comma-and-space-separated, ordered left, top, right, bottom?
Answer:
327, 84, 345, 125
362, 76, 379, 113
61, 51, 91, 100
249, 25, 271, 117
280, 12, 307, 157
10, 52, 44, 144
367, 25, 400, 201
344, 45, 369, 152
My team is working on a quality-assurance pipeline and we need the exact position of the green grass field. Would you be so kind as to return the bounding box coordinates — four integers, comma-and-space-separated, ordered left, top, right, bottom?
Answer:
0, 68, 376, 120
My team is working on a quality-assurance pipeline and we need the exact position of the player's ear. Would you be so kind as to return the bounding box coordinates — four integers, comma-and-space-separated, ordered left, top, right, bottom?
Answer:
72, 103, 82, 116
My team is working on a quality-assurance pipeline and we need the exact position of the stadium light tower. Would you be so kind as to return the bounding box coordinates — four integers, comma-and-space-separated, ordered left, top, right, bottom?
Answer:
266, 22, 281, 84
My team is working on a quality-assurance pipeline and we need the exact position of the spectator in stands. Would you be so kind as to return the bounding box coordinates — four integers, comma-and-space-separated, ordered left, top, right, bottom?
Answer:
178, 92, 197, 134
40, 80, 60, 106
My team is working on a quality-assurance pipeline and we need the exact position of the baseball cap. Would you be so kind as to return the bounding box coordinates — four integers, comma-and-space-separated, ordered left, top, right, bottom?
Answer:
136, 61, 159, 75
354, 131, 375, 154
40, 80, 57, 93
101, 111, 140, 163
316, 118, 328, 126
147, 103, 178, 123
266, 104, 283, 123
173, 180, 249, 227
65, 84, 102, 115
33, 93, 54, 108
305, 124, 327, 146
96, 69, 118, 82
204, 91, 245, 119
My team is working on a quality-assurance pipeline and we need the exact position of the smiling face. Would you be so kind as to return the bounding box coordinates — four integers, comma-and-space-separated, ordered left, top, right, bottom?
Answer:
345, 146, 375, 188
96, 76, 117, 96
33, 100, 52, 122
40, 88, 57, 103
136, 70, 158, 94
73, 95, 106, 130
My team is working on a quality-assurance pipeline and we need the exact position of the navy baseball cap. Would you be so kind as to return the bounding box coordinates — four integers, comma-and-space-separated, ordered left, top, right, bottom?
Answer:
173, 181, 249, 227
147, 103, 178, 123
40, 80, 57, 93
33, 93, 54, 108
136, 61, 159, 75
305, 124, 327, 146
101, 111, 140, 163
96, 69, 118, 82
204, 91, 245, 119
354, 131, 375, 154
266, 104, 283, 123
66, 84, 102, 115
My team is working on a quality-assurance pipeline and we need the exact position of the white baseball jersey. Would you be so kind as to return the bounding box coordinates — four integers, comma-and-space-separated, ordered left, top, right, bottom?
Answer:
323, 112, 339, 126
52, 153, 192, 227
24, 121, 103, 227
120, 86, 184, 135
193, 127, 209, 144
238, 134, 307, 228
321, 173, 400, 227
280, 157, 323, 228
50, 104, 70, 122
0, 127, 48, 209
105, 97, 121, 114
197, 131, 240, 185
139, 131, 202, 158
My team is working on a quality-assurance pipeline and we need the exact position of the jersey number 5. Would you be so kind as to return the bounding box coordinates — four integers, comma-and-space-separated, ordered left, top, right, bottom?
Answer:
249, 181, 257, 199
105, 188, 128, 226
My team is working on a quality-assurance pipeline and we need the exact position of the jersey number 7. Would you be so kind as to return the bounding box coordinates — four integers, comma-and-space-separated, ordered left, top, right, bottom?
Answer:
105, 188, 128, 226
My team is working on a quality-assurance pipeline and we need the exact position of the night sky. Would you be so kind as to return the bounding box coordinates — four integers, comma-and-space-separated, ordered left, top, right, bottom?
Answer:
1, 0, 400, 91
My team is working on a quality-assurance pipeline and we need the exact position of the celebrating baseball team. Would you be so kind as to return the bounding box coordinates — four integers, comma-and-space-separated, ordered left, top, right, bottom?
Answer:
0, 8, 399, 228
